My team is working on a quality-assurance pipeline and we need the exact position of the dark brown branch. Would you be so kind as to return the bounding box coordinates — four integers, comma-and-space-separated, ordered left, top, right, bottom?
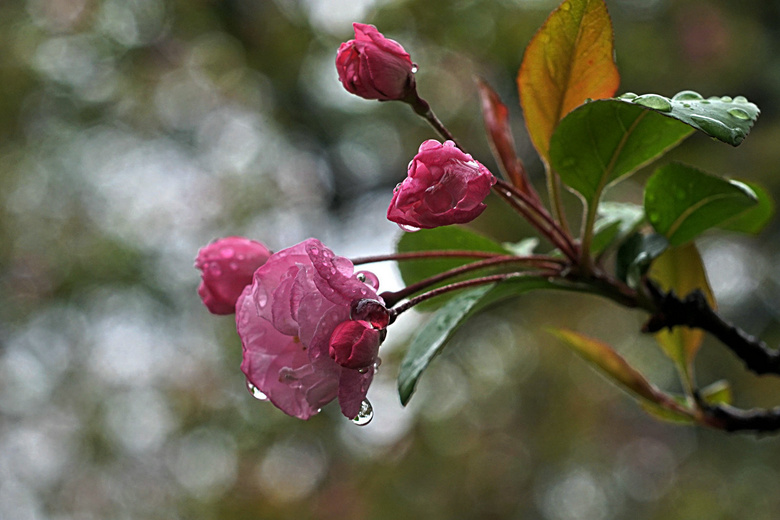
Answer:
700, 403, 780, 434
642, 282, 780, 376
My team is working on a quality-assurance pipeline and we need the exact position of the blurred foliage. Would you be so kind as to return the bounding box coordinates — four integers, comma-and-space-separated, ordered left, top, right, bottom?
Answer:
2, 0, 780, 519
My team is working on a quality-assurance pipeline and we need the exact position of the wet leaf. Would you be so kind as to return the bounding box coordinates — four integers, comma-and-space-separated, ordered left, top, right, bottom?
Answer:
399, 278, 556, 405
618, 91, 760, 146
615, 232, 669, 288
549, 100, 693, 204
645, 163, 758, 246
591, 202, 645, 255
518, 0, 619, 162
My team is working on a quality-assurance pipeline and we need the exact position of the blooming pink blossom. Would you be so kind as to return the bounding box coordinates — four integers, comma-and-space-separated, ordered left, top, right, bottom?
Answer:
387, 140, 496, 230
195, 237, 272, 315
336, 23, 416, 101
236, 238, 386, 420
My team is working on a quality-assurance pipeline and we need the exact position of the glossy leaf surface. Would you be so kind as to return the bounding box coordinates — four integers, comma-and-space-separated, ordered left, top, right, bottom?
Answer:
645, 163, 758, 246
549, 100, 693, 203
518, 0, 619, 162
399, 278, 556, 405
718, 181, 774, 235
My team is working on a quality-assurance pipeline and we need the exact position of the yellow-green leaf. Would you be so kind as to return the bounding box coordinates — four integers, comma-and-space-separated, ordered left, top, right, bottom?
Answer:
550, 329, 662, 404
518, 0, 620, 162
648, 243, 716, 370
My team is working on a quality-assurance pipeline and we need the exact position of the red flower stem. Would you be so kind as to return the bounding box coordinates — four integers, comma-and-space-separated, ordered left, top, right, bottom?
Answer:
406, 91, 464, 151
494, 178, 574, 248
351, 250, 504, 265
389, 271, 558, 318
379, 255, 564, 307
492, 181, 578, 262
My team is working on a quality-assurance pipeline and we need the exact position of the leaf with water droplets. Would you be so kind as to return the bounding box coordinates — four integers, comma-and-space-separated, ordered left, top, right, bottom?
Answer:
624, 90, 760, 146
549, 99, 694, 204
398, 277, 557, 406
517, 0, 620, 162
396, 226, 508, 311
644, 163, 758, 246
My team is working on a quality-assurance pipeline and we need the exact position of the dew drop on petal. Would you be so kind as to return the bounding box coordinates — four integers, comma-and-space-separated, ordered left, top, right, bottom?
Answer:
229, 262, 239, 271
352, 399, 373, 426
398, 224, 420, 232
220, 248, 235, 258
247, 381, 268, 401
411, 64, 418, 74
355, 271, 379, 289
209, 262, 222, 276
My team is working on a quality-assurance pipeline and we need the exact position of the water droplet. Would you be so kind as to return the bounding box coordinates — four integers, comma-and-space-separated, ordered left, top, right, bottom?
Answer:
733, 95, 749, 104
672, 90, 704, 101
618, 92, 638, 100
411, 64, 418, 74
220, 247, 235, 258
707, 96, 720, 101
700, 100, 710, 105
683, 103, 691, 108
632, 94, 672, 112
352, 399, 374, 426
247, 381, 268, 401
355, 271, 379, 289
727, 108, 750, 120
690, 114, 734, 141
357, 367, 369, 374
356, 273, 366, 282
729, 180, 757, 200
310, 246, 320, 255
721, 96, 733, 103
329, 267, 337, 275
237, 254, 245, 261
398, 224, 420, 232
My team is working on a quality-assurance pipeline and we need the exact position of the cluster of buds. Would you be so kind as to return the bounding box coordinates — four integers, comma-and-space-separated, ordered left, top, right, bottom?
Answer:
196, 24, 503, 422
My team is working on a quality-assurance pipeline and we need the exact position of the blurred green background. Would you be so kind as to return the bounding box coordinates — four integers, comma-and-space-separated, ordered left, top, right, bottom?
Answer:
2, 0, 780, 518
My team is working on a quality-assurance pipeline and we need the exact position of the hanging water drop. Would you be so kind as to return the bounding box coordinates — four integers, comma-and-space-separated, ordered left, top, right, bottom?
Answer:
672, 90, 704, 101
632, 94, 672, 112
247, 381, 268, 401
398, 224, 420, 232
352, 399, 374, 426
411, 65, 418, 74
727, 108, 750, 120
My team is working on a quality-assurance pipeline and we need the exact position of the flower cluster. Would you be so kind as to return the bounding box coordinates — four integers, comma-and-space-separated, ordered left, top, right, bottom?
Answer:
196, 23, 497, 422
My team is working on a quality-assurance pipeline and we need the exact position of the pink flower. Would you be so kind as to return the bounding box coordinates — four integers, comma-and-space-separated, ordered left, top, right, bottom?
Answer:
236, 238, 387, 420
195, 237, 272, 315
387, 140, 496, 230
336, 23, 416, 101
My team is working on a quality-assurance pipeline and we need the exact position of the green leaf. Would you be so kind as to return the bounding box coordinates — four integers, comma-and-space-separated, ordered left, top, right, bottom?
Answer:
618, 90, 760, 146
550, 329, 667, 403
648, 243, 716, 371
615, 232, 669, 288
591, 202, 645, 255
396, 227, 508, 311
719, 181, 774, 235
644, 163, 758, 246
501, 237, 539, 256
640, 396, 696, 424
549, 100, 694, 204
398, 277, 555, 405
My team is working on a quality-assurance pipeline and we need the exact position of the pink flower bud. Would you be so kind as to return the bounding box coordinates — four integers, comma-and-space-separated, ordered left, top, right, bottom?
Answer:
195, 237, 271, 315
328, 320, 382, 370
336, 23, 416, 101
387, 140, 496, 230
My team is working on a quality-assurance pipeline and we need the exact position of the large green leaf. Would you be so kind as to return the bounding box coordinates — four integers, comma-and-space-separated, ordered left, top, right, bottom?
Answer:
398, 277, 555, 405
718, 181, 774, 235
396, 226, 508, 310
644, 163, 758, 246
549, 100, 694, 204
619, 90, 760, 146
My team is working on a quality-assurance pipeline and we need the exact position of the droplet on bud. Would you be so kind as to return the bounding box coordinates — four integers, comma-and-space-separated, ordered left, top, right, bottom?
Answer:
355, 271, 380, 289
350, 299, 390, 329
352, 399, 374, 426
